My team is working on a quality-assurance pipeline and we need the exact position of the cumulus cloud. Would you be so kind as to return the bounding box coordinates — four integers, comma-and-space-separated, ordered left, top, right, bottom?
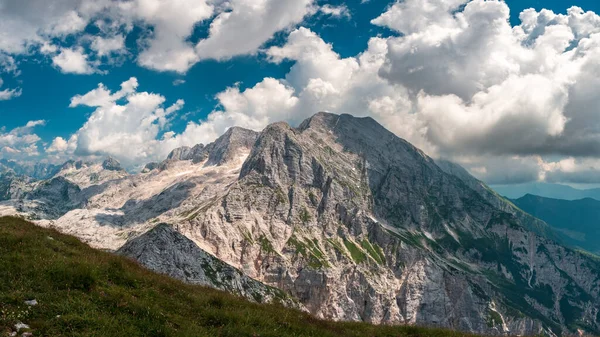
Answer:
0, 120, 46, 159
0, 54, 18, 74
369, 1, 600, 160
0, 54, 21, 100
8, 0, 600, 185
195, 0, 316, 61
46, 136, 70, 153
541, 158, 600, 184
90, 35, 126, 57
48, 78, 209, 169
52, 47, 96, 74
122, 0, 213, 72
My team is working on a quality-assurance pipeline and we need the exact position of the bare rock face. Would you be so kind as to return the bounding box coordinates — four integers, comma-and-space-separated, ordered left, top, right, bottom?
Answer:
142, 162, 159, 173
0, 159, 60, 180
158, 127, 259, 170
118, 223, 299, 307
205, 127, 259, 166
102, 157, 125, 172
167, 147, 193, 161
16, 177, 84, 219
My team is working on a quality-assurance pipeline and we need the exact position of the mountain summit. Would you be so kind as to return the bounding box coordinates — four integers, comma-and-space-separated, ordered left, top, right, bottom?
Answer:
1, 112, 599, 336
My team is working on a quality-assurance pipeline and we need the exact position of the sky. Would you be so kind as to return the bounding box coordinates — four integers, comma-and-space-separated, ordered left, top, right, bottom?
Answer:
2, 0, 600, 186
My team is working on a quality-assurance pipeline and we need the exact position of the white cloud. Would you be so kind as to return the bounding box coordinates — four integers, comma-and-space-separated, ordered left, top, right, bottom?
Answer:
90, 35, 126, 57
52, 47, 96, 74
0, 54, 18, 74
195, 0, 316, 61
0, 120, 46, 159
542, 158, 600, 184
49, 78, 197, 168
319, 5, 351, 19
191, 1, 600, 185
6, 0, 600, 185
46, 137, 69, 153
122, 0, 213, 72
0, 87, 22, 101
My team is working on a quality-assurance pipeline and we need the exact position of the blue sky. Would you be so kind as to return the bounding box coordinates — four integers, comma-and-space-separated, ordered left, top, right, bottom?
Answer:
2, 0, 600, 185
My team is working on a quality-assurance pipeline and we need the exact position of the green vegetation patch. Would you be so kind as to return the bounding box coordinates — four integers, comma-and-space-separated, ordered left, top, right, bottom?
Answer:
286, 235, 329, 269
360, 239, 385, 265
258, 235, 276, 255
343, 239, 367, 264
486, 309, 503, 328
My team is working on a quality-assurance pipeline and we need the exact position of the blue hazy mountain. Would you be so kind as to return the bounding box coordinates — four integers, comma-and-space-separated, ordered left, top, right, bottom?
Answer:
512, 194, 600, 255
491, 182, 600, 201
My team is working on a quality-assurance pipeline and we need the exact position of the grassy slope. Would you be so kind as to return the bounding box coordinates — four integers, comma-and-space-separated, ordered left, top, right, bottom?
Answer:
0, 216, 481, 337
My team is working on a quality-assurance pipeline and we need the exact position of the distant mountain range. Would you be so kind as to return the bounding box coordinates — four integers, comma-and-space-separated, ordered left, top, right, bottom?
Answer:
491, 182, 600, 201
512, 194, 600, 255
0, 159, 61, 180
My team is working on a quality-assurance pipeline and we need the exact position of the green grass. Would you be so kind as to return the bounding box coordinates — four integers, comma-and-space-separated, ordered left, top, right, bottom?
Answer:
0, 216, 491, 337
343, 239, 367, 264
286, 235, 329, 269
360, 239, 386, 265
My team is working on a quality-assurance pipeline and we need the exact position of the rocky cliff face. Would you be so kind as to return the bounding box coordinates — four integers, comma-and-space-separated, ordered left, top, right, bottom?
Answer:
118, 223, 299, 307
1, 112, 599, 336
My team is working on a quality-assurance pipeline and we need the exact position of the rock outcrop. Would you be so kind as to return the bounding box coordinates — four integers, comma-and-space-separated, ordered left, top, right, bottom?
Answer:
102, 157, 125, 172
118, 223, 299, 307
159, 127, 259, 170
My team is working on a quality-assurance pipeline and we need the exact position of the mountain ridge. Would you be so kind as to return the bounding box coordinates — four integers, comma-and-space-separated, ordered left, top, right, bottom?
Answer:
492, 182, 600, 201
512, 194, 600, 255
0, 112, 599, 336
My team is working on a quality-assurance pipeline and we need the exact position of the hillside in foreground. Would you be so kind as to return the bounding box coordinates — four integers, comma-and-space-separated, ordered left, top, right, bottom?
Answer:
0, 216, 482, 337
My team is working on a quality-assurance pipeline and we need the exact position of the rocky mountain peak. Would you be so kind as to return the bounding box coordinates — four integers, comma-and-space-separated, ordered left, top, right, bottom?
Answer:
141, 162, 159, 173
205, 126, 259, 166
102, 157, 124, 171
158, 127, 258, 170
167, 146, 193, 161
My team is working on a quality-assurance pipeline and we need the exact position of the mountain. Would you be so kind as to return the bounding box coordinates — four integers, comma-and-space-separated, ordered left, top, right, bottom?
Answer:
0, 216, 481, 337
491, 182, 600, 201
1, 112, 599, 336
54, 158, 128, 188
0, 157, 128, 220
512, 194, 600, 255
0, 159, 61, 180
